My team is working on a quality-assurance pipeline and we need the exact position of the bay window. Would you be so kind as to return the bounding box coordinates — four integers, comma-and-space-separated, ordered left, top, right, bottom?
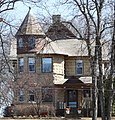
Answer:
28, 57, 35, 72
19, 58, 24, 72
42, 58, 52, 73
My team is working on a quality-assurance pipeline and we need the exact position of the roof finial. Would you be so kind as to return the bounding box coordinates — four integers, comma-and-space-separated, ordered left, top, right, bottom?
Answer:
29, 7, 31, 11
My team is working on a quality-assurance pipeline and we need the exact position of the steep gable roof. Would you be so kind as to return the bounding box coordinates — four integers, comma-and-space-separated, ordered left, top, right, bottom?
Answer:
46, 15, 77, 40
16, 9, 45, 36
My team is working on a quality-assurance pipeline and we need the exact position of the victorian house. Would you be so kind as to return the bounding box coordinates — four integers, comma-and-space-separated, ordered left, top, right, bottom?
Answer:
11, 9, 109, 117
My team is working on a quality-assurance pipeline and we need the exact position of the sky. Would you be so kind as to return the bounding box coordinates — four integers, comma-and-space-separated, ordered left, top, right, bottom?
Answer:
6, 0, 74, 25
0, 0, 75, 37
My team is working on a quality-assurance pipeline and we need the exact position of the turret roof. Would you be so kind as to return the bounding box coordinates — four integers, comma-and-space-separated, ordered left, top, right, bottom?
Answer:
16, 8, 45, 36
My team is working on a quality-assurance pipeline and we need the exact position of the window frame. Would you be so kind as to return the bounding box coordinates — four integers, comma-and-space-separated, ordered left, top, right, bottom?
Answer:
28, 36, 35, 48
19, 57, 24, 73
83, 88, 91, 98
76, 60, 83, 75
42, 86, 53, 102
28, 57, 36, 72
19, 88, 24, 102
18, 37, 23, 48
41, 57, 53, 73
29, 90, 35, 102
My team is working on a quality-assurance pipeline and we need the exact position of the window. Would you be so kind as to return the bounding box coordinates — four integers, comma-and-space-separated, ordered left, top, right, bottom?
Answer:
83, 88, 90, 97
28, 37, 35, 48
19, 58, 24, 72
19, 89, 24, 102
57, 102, 64, 109
28, 57, 35, 72
18, 37, 23, 47
76, 60, 83, 75
29, 90, 35, 102
42, 86, 53, 102
42, 58, 52, 73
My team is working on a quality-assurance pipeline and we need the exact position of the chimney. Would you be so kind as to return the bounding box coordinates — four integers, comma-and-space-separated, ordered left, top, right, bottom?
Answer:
52, 15, 61, 23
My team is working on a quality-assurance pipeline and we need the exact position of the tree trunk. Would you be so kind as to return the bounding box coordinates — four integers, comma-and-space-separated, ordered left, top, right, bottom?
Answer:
106, 19, 115, 120
92, 75, 98, 120
97, 40, 105, 120
92, 51, 98, 120
86, 42, 98, 120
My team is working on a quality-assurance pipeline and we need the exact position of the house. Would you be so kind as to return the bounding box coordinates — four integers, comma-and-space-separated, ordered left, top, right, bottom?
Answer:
11, 9, 109, 117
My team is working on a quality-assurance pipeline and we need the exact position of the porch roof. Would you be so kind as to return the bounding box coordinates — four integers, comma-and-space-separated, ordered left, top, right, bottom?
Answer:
79, 76, 92, 84
54, 76, 92, 87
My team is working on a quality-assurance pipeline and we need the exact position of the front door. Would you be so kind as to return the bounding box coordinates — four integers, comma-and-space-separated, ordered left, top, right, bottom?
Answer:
67, 90, 78, 115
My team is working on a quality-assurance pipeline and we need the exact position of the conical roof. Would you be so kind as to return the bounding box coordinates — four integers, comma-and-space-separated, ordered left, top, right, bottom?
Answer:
16, 8, 45, 36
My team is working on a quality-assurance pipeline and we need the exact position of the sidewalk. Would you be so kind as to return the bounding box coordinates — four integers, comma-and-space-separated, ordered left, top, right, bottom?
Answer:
66, 117, 115, 120
0, 117, 115, 120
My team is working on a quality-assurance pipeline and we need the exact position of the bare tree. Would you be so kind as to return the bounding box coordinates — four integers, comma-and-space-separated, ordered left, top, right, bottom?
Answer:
106, 3, 115, 119
12, 71, 56, 118
21, 0, 114, 119
0, 0, 22, 114
50, 0, 113, 120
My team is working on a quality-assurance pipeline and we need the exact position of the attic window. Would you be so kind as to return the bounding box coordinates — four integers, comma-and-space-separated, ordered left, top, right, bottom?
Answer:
28, 37, 35, 48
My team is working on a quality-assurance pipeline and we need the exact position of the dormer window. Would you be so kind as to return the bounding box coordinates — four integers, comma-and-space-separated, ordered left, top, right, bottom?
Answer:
18, 37, 23, 47
28, 37, 35, 48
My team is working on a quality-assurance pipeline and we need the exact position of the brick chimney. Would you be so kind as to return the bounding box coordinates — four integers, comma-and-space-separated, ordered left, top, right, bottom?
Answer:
52, 15, 61, 23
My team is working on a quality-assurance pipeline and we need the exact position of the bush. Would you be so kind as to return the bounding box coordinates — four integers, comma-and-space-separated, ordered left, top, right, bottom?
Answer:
3, 106, 13, 117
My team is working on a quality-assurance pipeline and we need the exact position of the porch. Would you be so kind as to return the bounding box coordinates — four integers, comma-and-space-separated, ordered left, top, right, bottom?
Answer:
54, 77, 93, 117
